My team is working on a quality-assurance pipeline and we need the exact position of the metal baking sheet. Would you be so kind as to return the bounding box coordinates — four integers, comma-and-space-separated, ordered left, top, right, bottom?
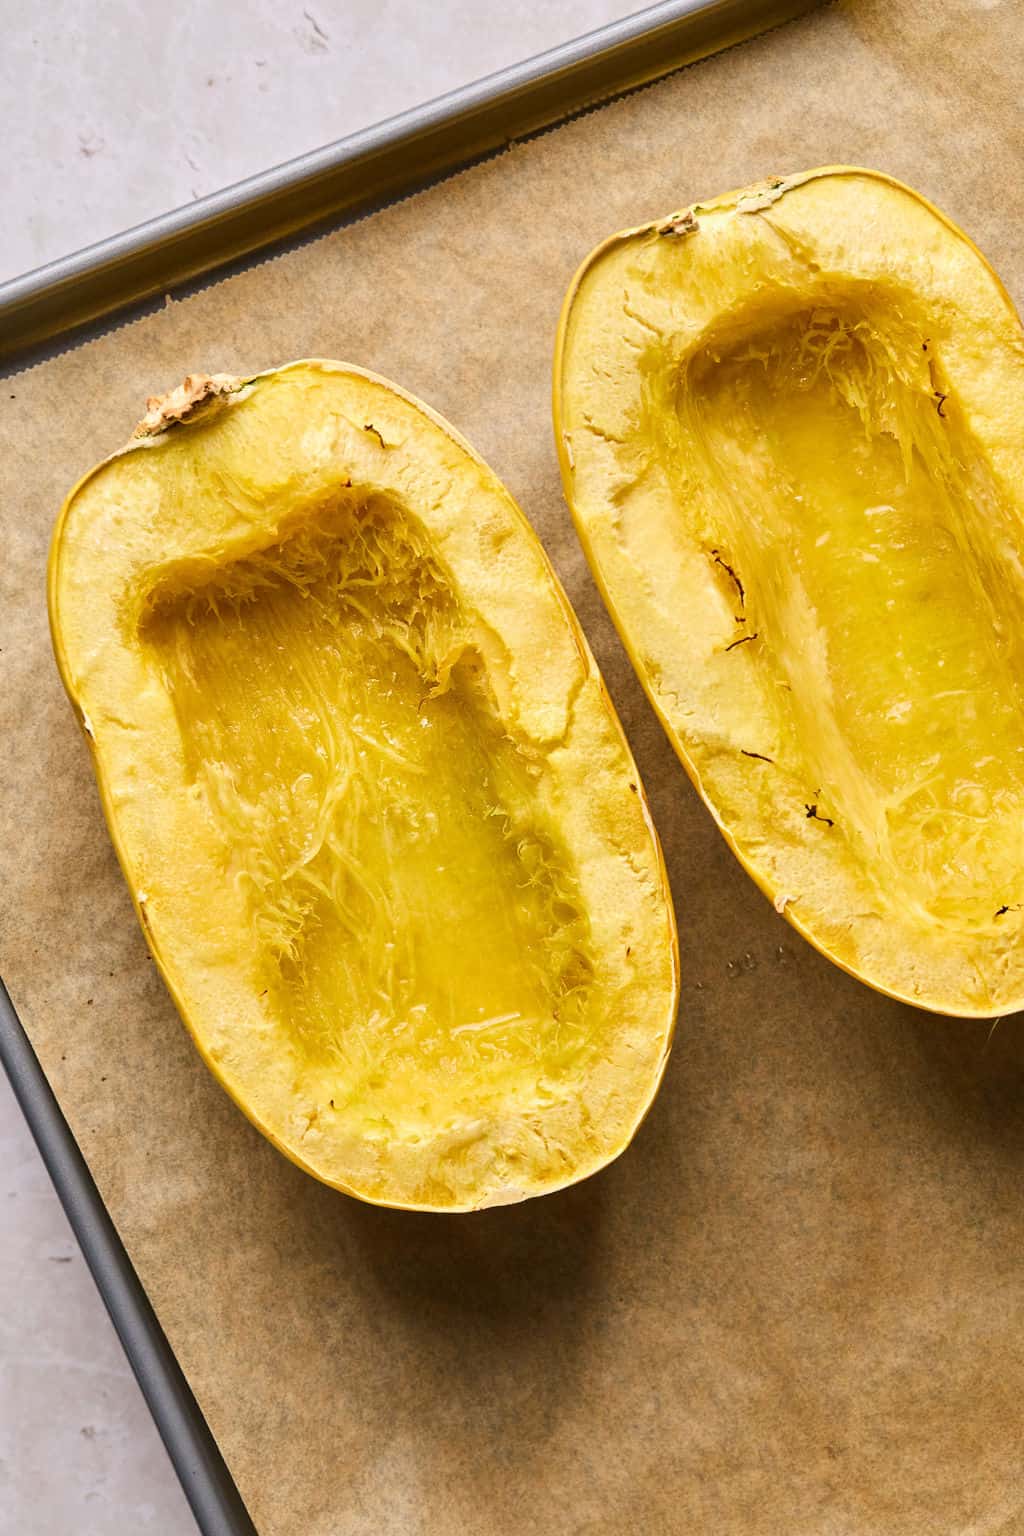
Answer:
0, 0, 817, 367
0, 4, 818, 1532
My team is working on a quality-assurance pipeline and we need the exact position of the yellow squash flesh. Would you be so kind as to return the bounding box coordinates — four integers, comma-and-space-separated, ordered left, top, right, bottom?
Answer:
50, 361, 678, 1209
555, 168, 1024, 1017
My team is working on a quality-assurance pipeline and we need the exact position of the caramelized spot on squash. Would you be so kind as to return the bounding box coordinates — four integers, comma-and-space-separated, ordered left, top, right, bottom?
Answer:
141, 494, 597, 1137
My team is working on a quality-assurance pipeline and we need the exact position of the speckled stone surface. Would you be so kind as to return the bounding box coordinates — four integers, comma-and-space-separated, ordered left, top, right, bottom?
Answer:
0, 5, 632, 1531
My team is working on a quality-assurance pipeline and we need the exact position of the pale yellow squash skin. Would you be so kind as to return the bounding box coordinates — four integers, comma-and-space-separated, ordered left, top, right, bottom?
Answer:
555, 168, 1024, 1018
50, 361, 678, 1210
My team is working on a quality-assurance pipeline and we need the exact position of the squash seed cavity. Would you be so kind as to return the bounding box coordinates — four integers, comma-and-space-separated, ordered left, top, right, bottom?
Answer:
140, 494, 597, 1135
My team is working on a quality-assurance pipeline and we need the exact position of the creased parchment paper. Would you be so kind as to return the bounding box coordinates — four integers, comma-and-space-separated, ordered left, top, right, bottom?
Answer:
3, 3, 1023, 1531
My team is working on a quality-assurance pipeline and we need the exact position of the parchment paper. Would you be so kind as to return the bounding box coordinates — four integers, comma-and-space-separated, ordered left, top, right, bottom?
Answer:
3, 3, 1024, 1531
